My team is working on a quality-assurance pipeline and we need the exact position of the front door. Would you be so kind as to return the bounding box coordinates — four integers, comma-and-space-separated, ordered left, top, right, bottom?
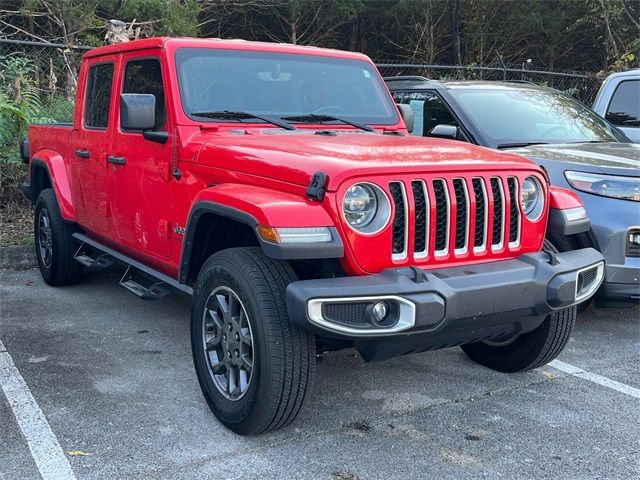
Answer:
73, 57, 118, 233
109, 52, 173, 258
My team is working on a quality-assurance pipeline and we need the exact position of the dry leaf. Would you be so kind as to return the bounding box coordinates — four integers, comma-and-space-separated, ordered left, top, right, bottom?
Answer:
67, 450, 90, 457
542, 370, 557, 380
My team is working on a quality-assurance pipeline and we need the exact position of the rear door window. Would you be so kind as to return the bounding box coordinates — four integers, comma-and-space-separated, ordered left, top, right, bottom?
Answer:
605, 80, 640, 128
84, 63, 114, 129
393, 90, 461, 136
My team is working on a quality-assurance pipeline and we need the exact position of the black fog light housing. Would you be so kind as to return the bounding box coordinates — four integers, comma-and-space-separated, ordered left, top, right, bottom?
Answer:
627, 229, 640, 257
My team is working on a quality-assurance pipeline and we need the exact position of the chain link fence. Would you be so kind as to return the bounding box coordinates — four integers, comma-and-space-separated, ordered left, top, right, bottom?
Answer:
0, 39, 91, 124
0, 39, 90, 208
376, 62, 604, 105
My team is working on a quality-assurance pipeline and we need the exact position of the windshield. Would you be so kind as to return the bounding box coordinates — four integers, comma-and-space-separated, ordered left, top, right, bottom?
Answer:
448, 87, 627, 146
174, 48, 398, 126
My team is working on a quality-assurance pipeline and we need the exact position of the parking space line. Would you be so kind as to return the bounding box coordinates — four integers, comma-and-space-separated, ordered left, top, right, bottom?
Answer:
549, 359, 640, 399
0, 339, 77, 480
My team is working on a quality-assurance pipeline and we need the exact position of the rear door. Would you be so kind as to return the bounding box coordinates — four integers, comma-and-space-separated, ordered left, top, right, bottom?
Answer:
72, 56, 118, 234
109, 51, 173, 258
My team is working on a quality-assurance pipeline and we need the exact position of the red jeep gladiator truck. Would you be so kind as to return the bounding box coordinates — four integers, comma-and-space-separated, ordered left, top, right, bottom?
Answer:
22, 37, 604, 434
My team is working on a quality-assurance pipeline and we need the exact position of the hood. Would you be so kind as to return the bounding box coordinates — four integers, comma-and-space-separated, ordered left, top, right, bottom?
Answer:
196, 130, 539, 190
511, 142, 640, 176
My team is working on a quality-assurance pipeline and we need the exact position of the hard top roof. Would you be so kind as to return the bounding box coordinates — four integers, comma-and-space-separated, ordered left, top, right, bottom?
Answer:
83, 37, 371, 62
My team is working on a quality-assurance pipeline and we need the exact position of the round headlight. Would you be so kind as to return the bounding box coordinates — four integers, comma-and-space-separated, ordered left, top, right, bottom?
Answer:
342, 183, 391, 233
343, 184, 377, 228
520, 177, 544, 219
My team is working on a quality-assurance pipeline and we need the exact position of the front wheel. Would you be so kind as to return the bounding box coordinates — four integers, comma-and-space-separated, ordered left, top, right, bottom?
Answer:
461, 306, 576, 372
191, 247, 316, 435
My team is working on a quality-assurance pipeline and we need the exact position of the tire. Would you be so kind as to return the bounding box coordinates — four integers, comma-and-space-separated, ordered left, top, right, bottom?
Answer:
34, 189, 84, 286
460, 306, 575, 372
191, 247, 316, 435
460, 239, 576, 373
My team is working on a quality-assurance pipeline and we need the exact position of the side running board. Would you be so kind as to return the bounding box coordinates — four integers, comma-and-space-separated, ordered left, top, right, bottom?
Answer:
72, 233, 193, 299
119, 265, 171, 301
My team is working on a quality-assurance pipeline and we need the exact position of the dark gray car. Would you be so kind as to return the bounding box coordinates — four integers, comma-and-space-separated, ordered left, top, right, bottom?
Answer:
386, 77, 640, 307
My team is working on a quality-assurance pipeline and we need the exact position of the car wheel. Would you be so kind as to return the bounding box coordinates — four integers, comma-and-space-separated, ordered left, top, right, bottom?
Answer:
34, 188, 84, 286
460, 306, 575, 372
460, 239, 576, 372
191, 247, 316, 434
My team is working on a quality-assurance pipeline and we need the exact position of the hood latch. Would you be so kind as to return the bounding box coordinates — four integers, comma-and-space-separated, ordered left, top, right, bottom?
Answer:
307, 171, 328, 201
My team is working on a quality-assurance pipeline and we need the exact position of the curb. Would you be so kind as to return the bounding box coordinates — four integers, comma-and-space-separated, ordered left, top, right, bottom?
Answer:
0, 245, 36, 270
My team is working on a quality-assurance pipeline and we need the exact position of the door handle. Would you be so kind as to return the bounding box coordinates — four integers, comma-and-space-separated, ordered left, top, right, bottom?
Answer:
107, 156, 126, 165
75, 149, 90, 158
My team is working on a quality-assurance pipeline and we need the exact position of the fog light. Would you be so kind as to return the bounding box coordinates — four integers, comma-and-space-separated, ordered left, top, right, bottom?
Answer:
372, 301, 389, 322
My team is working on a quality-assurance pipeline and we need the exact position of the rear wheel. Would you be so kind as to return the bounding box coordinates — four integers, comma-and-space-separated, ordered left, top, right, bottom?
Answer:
191, 247, 316, 434
34, 189, 84, 286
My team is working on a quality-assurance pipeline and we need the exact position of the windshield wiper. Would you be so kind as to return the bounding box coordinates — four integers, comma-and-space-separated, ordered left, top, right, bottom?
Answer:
496, 142, 549, 149
282, 114, 375, 132
190, 110, 296, 131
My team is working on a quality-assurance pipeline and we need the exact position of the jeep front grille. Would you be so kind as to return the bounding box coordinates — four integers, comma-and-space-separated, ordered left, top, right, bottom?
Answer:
389, 176, 522, 261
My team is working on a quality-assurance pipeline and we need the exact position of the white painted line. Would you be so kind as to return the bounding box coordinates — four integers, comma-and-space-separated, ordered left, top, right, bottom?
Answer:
549, 359, 640, 400
0, 339, 77, 480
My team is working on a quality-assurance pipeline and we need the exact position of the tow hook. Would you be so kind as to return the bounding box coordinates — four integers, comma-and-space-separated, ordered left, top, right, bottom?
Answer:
546, 250, 559, 266
409, 266, 426, 283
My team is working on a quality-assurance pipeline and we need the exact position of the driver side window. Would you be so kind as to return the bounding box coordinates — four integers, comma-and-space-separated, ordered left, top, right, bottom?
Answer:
122, 58, 166, 130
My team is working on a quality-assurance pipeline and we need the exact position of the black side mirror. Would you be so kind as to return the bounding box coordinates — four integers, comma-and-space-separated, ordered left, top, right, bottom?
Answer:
428, 124, 458, 140
397, 104, 414, 133
121, 93, 156, 131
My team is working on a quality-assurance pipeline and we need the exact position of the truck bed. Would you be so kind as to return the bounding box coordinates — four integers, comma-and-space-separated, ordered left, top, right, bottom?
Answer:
28, 123, 73, 164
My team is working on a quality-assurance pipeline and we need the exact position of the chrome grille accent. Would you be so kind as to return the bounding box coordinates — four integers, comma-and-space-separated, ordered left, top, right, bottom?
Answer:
490, 178, 505, 250
411, 180, 429, 258
453, 179, 469, 254
389, 182, 408, 259
472, 178, 488, 252
507, 177, 521, 246
433, 180, 450, 256
388, 174, 523, 262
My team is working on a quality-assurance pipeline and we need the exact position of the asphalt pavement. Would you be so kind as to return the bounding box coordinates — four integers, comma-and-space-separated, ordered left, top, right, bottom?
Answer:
1, 267, 638, 480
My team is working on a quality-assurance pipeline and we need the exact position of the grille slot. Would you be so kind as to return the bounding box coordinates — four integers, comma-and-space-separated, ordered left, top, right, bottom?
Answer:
411, 180, 429, 257
472, 178, 487, 251
507, 177, 520, 245
453, 179, 469, 253
433, 180, 450, 255
389, 182, 407, 258
490, 178, 505, 248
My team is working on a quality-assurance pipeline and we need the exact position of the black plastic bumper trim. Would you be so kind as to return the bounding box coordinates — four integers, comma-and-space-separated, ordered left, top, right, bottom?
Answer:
547, 208, 591, 236
286, 248, 604, 342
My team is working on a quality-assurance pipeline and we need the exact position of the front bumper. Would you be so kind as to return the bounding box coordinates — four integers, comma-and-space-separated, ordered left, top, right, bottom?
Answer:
287, 248, 604, 360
